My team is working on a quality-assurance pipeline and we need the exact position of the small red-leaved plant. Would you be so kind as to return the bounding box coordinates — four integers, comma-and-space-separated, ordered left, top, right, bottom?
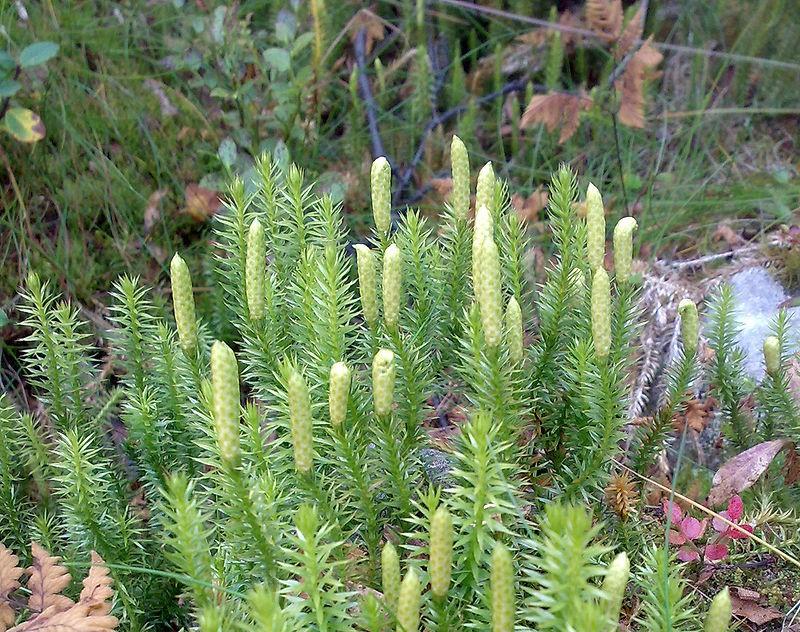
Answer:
663, 495, 754, 563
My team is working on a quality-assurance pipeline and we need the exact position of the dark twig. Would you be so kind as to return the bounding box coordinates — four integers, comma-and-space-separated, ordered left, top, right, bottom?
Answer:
354, 28, 386, 160
395, 78, 537, 205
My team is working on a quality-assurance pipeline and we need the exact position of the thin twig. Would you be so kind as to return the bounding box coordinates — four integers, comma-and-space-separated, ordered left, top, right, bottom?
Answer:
395, 78, 537, 204
663, 238, 782, 270
613, 458, 800, 570
354, 28, 386, 160
429, 0, 800, 72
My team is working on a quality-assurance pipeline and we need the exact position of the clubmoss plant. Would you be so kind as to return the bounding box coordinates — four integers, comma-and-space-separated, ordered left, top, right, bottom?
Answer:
383, 244, 403, 331
371, 156, 392, 238
476, 162, 496, 217
586, 183, 606, 272
2, 143, 787, 631
170, 253, 198, 354
246, 218, 267, 321
450, 135, 470, 220
613, 217, 637, 284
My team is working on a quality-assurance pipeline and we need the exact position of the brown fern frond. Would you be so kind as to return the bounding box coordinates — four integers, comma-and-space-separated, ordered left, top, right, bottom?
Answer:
615, 38, 663, 128
78, 553, 114, 618
520, 92, 593, 144
25, 543, 73, 615
614, 3, 644, 59
9, 549, 118, 632
586, 0, 623, 42
0, 545, 24, 632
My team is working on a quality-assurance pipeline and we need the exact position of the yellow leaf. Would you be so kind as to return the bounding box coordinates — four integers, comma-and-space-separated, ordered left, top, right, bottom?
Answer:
3, 108, 46, 143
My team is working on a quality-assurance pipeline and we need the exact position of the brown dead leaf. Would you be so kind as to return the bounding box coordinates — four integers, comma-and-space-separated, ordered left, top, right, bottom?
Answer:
347, 9, 386, 54
512, 187, 549, 223
713, 223, 745, 247
708, 439, 788, 506
734, 586, 760, 601
143, 189, 167, 235
429, 177, 453, 199
521, 92, 593, 144
586, 0, 623, 42
183, 184, 221, 222
673, 397, 714, 433
615, 38, 663, 128
615, 3, 644, 59
730, 595, 783, 625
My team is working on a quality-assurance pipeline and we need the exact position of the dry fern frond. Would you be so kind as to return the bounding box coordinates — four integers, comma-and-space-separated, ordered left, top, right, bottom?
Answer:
586, 0, 623, 42
0, 545, 24, 632
78, 553, 115, 618
605, 471, 639, 520
2, 544, 118, 632
614, 3, 644, 59
615, 38, 663, 128
26, 542, 73, 615
520, 92, 593, 143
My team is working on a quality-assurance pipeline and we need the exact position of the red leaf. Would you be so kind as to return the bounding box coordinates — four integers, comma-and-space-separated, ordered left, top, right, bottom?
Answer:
727, 495, 744, 522
729, 524, 754, 540
662, 498, 683, 524
668, 529, 687, 546
676, 547, 700, 562
704, 543, 729, 561
680, 517, 703, 540
712, 511, 731, 533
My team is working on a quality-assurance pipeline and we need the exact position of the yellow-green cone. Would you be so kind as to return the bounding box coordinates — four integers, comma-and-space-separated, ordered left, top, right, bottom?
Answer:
210, 341, 241, 467
476, 232, 503, 348
328, 361, 351, 427
371, 157, 392, 235
613, 216, 637, 284
429, 506, 453, 599
170, 253, 198, 353
601, 552, 630, 626
287, 365, 314, 474
505, 297, 523, 364
396, 569, 421, 632
381, 542, 401, 611
704, 587, 731, 632
476, 162, 496, 217
490, 542, 514, 632
592, 267, 611, 360
450, 135, 470, 220
354, 244, 378, 326
372, 349, 395, 417
246, 218, 266, 320
764, 335, 780, 377
586, 183, 606, 272
382, 244, 402, 330
472, 205, 494, 299
678, 299, 699, 355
